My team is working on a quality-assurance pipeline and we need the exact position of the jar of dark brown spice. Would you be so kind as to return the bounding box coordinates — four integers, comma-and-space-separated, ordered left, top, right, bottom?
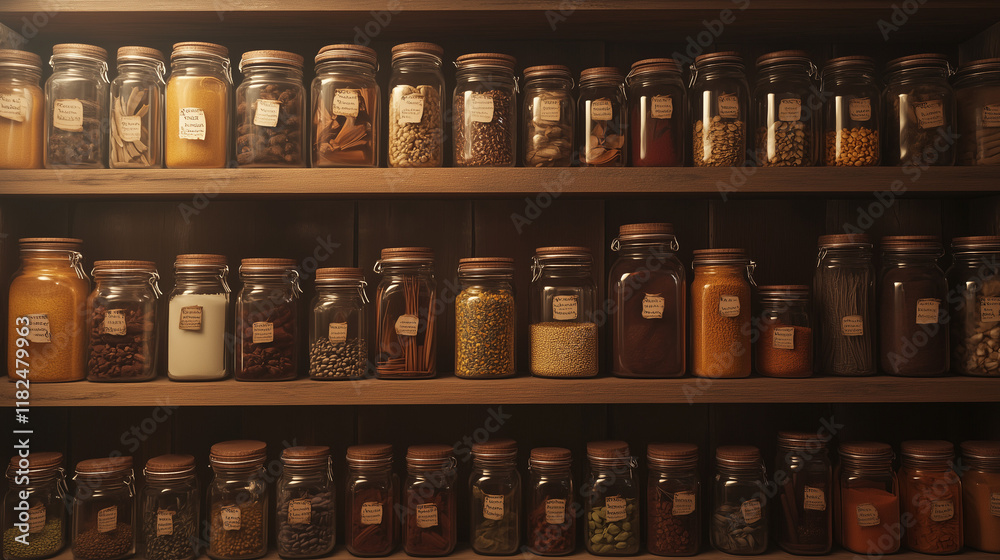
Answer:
312, 44, 380, 167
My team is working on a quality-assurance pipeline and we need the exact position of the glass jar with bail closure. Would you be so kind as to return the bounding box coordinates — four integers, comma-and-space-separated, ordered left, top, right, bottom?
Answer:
236, 50, 306, 167
235, 258, 301, 381
403, 445, 457, 557
309, 267, 368, 380
774, 432, 831, 555
628, 58, 685, 166
72, 457, 136, 560
44, 43, 108, 168
756, 285, 813, 378
522, 65, 574, 167
710, 446, 767, 555
525, 447, 575, 556
165, 42, 232, 168
470, 439, 521, 555
646, 443, 700, 556
276, 447, 336, 559
167, 254, 230, 381
753, 50, 819, 167
453, 53, 517, 167
814, 234, 876, 376
312, 44, 379, 167
883, 54, 956, 167
388, 42, 444, 168
837, 442, 899, 555
374, 247, 437, 379
110, 46, 165, 168
947, 236, 1000, 376
584, 441, 639, 556
141, 454, 199, 560
86, 260, 161, 382
207, 441, 268, 560
530, 246, 598, 378
954, 58, 1000, 165
690, 51, 748, 167
578, 66, 626, 167
821, 56, 880, 166
690, 248, 755, 378
345, 444, 397, 557
455, 258, 516, 379
0, 49, 44, 169
898, 440, 962, 554
3, 452, 68, 560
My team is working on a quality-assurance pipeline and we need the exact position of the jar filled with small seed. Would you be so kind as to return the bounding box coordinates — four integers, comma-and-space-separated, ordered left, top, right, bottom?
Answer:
821, 56, 880, 166
690, 52, 747, 167
235, 50, 306, 167
312, 44, 379, 167
235, 258, 301, 381
522, 65, 574, 167
755, 285, 812, 378
207, 441, 268, 560
578, 67, 626, 166
86, 260, 161, 382
44, 43, 109, 168
884, 54, 956, 167
690, 248, 755, 379
627, 58, 685, 167
3, 453, 67, 560
525, 447, 574, 556
470, 440, 521, 555
345, 444, 396, 557
309, 267, 368, 380
898, 441, 963, 554
753, 50, 819, 167
141, 455, 198, 560
403, 445, 457, 556
388, 42, 444, 168
646, 443, 700, 557
453, 53, 517, 167
946, 236, 1000, 376
584, 441, 639, 556
814, 234, 876, 376
954, 58, 1000, 166
0, 49, 44, 169
710, 446, 767, 555
530, 246, 598, 378
374, 247, 437, 379
72, 457, 136, 560
276, 447, 335, 559
165, 42, 232, 168
110, 47, 165, 168
456, 257, 515, 379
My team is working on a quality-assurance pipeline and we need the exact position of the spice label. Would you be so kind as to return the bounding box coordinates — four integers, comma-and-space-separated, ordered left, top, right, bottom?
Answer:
395, 314, 420, 336
856, 503, 880, 527
288, 499, 312, 524
468, 93, 495, 123
0, 93, 26, 122
803, 487, 826, 511
361, 502, 383, 525
398, 94, 425, 124
779, 98, 802, 122
930, 499, 954, 522
741, 499, 762, 524
849, 97, 872, 121
984, 104, 1000, 128
483, 494, 505, 521
28, 504, 45, 533
672, 491, 696, 516
642, 293, 665, 319
651, 95, 673, 119
156, 510, 174, 536
552, 295, 579, 321
103, 309, 128, 336
990, 492, 1000, 517
539, 98, 562, 122
544, 499, 566, 524
252, 321, 274, 344
222, 507, 241, 530
591, 98, 614, 121
605, 496, 627, 522
915, 100, 945, 129
915, 298, 941, 324
119, 115, 143, 142
718, 295, 741, 318
53, 99, 84, 132
179, 306, 203, 331
718, 94, 739, 119
415, 503, 438, 528
97, 506, 117, 533
773, 327, 796, 350
178, 108, 207, 140
333, 90, 360, 118
26, 314, 51, 343
982, 296, 1000, 321
841, 315, 864, 336
253, 99, 281, 127
328, 322, 348, 344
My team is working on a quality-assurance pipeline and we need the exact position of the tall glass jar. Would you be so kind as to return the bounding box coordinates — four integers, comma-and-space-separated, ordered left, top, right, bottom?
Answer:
345, 444, 396, 557
72, 457, 136, 560
165, 42, 232, 168
236, 50, 306, 167
403, 445, 456, 557
167, 254, 230, 381
898, 440, 962, 554
884, 54, 956, 167
309, 267, 368, 380
388, 42, 444, 168
753, 50, 819, 167
141, 455, 198, 560
774, 432, 831, 555
584, 441, 639, 556
374, 247, 437, 379
690, 248, 754, 378
525, 447, 574, 556
110, 47, 165, 168
44, 43, 108, 168
276, 447, 335, 559
470, 440, 520, 555
960, 440, 1000, 552
837, 442, 899, 555
86, 260, 160, 382
522, 65, 574, 167
610, 223, 685, 378
578, 67, 626, 167
530, 246, 598, 378
756, 285, 813, 378
690, 52, 747, 167
821, 56, 880, 166
628, 58, 685, 167
954, 58, 1000, 165
711, 446, 767, 555
0, 49, 44, 168
947, 236, 1000, 376
646, 443, 700, 557
453, 53, 517, 167
455, 258, 516, 379
207, 441, 267, 560
814, 234, 876, 376
7, 237, 89, 382
235, 258, 300, 381
312, 44, 379, 167
3, 453, 67, 560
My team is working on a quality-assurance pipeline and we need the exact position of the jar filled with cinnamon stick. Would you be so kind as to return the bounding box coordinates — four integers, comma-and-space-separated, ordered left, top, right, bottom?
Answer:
374, 247, 436, 379
235, 50, 306, 167
774, 432, 831, 554
110, 47, 165, 168
311, 44, 379, 167
403, 445, 456, 556
346, 444, 397, 557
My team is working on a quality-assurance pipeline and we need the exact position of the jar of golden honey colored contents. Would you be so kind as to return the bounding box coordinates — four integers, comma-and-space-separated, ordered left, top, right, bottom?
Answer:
690, 248, 754, 378
165, 42, 232, 168
898, 440, 962, 554
0, 49, 44, 168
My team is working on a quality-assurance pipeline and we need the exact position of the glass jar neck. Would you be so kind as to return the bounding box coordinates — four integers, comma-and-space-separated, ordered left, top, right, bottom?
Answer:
692, 63, 745, 84
901, 457, 953, 471
377, 261, 434, 275
21, 249, 87, 277
886, 66, 951, 84
242, 63, 303, 80
822, 67, 876, 87
589, 457, 636, 475
717, 463, 764, 478
407, 461, 455, 477
580, 76, 623, 90
473, 457, 517, 471
348, 461, 393, 477
883, 251, 942, 266
528, 463, 572, 477
316, 59, 375, 78
117, 60, 165, 81
818, 246, 873, 264
627, 72, 683, 90
1, 65, 42, 84
458, 271, 514, 283
525, 76, 573, 91
51, 57, 108, 77
457, 66, 516, 85
171, 57, 232, 83
756, 62, 815, 85
648, 461, 697, 477
955, 69, 1000, 88
145, 473, 197, 488
174, 268, 230, 291
393, 54, 442, 71
614, 238, 677, 258
841, 458, 894, 477
963, 457, 1000, 473
211, 463, 264, 478
281, 462, 331, 480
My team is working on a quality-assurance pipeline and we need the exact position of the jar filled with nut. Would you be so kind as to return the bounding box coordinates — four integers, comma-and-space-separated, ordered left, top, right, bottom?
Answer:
884, 54, 956, 167
374, 247, 437, 379
86, 260, 161, 382
0, 49, 44, 169
3, 452, 68, 560
946, 236, 1000, 376
165, 42, 232, 168
208, 441, 268, 560
456, 258, 516, 379
235, 50, 306, 167
44, 43, 109, 169
584, 441, 639, 556
525, 448, 575, 556
627, 58, 685, 167
235, 258, 301, 381
690, 52, 748, 167
309, 267, 368, 380
530, 247, 598, 378
72, 457, 136, 560
141, 455, 199, 560
710, 446, 767, 555
752, 50, 819, 167
522, 65, 574, 167
453, 53, 517, 167
110, 47, 165, 168
312, 44, 379, 167
821, 56, 880, 166
646, 444, 700, 557
276, 447, 335, 559
389, 42, 445, 168
954, 58, 1000, 166
578, 67, 626, 166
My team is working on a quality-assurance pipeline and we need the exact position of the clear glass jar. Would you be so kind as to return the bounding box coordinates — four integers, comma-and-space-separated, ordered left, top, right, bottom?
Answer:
522, 65, 574, 167
884, 54, 956, 167
236, 50, 306, 167
110, 47, 164, 168
235, 258, 301, 381
646, 443, 700, 557
959, 440, 1000, 552
774, 432, 831, 555
898, 440, 962, 554
167, 254, 231, 381
690, 52, 747, 167
374, 247, 437, 379
628, 58, 685, 167
821, 56, 880, 166
165, 42, 232, 168
525, 447, 574, 556
3, 452, 67, 560
578, 66, 626, 167
276, 447, 335, 559
837, 442, 900, 555
530, 246, 598, 378
453, 53, 517, 167
207, 441, 267, 560
44, 43, 108, 169
388, 42, 444, 168
345, 444, 396, 557
403, 445, 456, 557
311, 44, 379, 168
814, 234, 876, 376
141, 455, 198, 560
72, 457, 136, 560
86, 260, 160, 382
711, 446, 767, 555
470, 440, 520, 555
753, 50, 819, 167
0, 49, 44, 168
7, 237, 89, 382
610, 223, 685, 378
756, 285, 813, 378
947, 236, 1000, 376
954, 58, 1000, 165
690, 248, 754, 378
584, 441, 639, 556
455, 258, 515, 379
309, 267, 368, 380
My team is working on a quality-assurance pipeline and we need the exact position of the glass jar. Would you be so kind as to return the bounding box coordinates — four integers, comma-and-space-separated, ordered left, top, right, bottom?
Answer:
374, 247, 437, 379
879, 236, 949, 376
309, 267, 368, 380
814, 234, 876, 376
7, 237, 89, 382
3, 452, 67, 560
960, 440, 1000, 552
947, 236, 1000, 376
837, 442, 899, 555
110, 47, 165, 168
821, 56, 880, 166
165, 42, 232, 168
898, 440, 962, 554
0, 49, 44, 168
529, 246, 598, 378
521, 65, 574, 167
954, 58, 1000, 165
646, 443, 700, 557
207, 441, 267, 560
388, 42, 444, 168
609, 223, 685, 378
774, 432, 831, 555
884, 54, 956, 166
86, 260, 160, 382
756, 285, 813, 378
453, 53, 517, 167
627, 58, 685, 167
753, 50, 819, 167
584, 441, 639, 556
276, 447, 335, 559
72, 457, 136, 560
44, 43, 108, 168
525, 447, 574, 556
167, 254, 230, 381
690, 52, 748, 167
311, 44, 379, 168
345, 444, 396, 557
235, 258, 301, 381
690, 248, 754, 378
579, 66, 626, 167
455, 258, 516, 379
403, 445, 456, 557
470, 440, 520, 555
711, 446, 767, 555
141, 455, 198, 560
236, 50, 306, 167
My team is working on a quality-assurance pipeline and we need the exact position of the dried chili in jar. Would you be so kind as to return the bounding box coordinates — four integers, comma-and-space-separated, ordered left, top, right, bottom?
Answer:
403, 445, 456, 557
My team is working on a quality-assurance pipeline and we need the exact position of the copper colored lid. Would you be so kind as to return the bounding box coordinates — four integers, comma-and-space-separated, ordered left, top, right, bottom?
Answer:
93, 260, 158, 272
886, 53, 950, 73
175, 253, 227, 267
380, 247, 435, 261
955, 58, 1000, 77
777, 431, 827, 447
145, 454, 196, 475
818, 233, 872, 248
117, 46, 165, 64
241, 50, 304, 70
839, 441, 893, 459
694, 51, 743, 67
716, 445, 760, 464
961, 440, 1000, 459
391, 42, 444, 61
0, 49, 42, 69
52, 43, 107, 61
472, 438, 517, 457
347, 443, 393, 461
648, 443, 698, 464
757, 50, 812, 68
901, 440, 954, 459
587, 440, 630, 460
240, 257, 297, 271
692, 247, 747, 264
631, 58, 681, 73
881, 235, 942, 251
580, 66, 623, 81
315, 267, 365, 282
523, 64, 572, 80
76, 456, 133, 475
952, 236, 1000, 251
210, 440, 266, 464
458, 257, 515, 273
529, 447, 572, 463
823, 55, 876, 72
316, 44, 377, 65
171, 42, 228, 60
406, 444, 453, 460
619, 222, 675, 238
535, 246, 591, 256
8, 452, 63, 472
455, 52, 516, 70
19, 237, 83, 251
281, 445, 330, 466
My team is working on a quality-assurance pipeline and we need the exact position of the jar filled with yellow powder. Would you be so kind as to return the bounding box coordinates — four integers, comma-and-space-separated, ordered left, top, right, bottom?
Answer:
165, 42, 232, 168
0, 49, 44, 169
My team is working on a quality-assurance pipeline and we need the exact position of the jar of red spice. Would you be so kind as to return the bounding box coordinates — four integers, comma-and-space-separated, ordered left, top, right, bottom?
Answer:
346, 444, 397, 557
774, 432, 831, 554
837, 442, 899, 555
898, 440, 963, 554
402, 445, 456, 556
960, 440, 1000, 552
646, 443, 700, 556
525, 447, 575, 556
627, 59, 685, 166
756, 285, 812, 378
690, 248, 755, 378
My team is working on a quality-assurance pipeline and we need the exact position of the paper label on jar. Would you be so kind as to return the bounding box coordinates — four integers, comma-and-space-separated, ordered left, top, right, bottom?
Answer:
773, 326, 796, 350
328, 322, 348, 344
718, 94, 739, 118
253, 99, 281, 127
361, 502, 383, 525
97, 506, 117, 533
222, 506, 241, 530
605, 496, 627, 522
719, 295, 741, 318
119, 115, 143, 142
930, 500, 954, 522
179, 306, 203, 331
915, 100, 945, 129
642, 293, 665, 319
849, 97, 872, 122
103, 309, 127, 336
28, 504, 46, 533
415, 503, 438, 528
856, 503, 880, 526
483, 494, 505, 521
545, 499, 566, 524
395, 314, 420, 336
288, 499, 312, 524
672, 491, 696, 516
53, 99, 83, 132
803, 487, 826, 511
178, 108, 207, 140
841, 315, 864, 336
398, 94, 424, 124
468, 93, 495, 123
779, 98, 802, 122
741, 499, 762, 524
984, 104, 1000, 128
26, 314, 51, 343
252, 321, 274, 344
915, 298, 941, 324
0, 93, 26, 122
552, 295, 579, 321
156, 510, 174, 536
539, 98, 562, 122
990, 492, 1000, 517
981, 296, 1000, 321
333, 90, 360, 118
651, 95, 673, 119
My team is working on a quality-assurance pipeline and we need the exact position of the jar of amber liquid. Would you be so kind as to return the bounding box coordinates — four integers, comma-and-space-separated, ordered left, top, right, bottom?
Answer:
898, 440, 962, 554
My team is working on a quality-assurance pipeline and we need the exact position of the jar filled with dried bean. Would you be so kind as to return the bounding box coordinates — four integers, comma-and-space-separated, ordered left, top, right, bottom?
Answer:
578, 67, 626, 166
959, 440, 1000, 552
884, 54, 956, 166
690, 52, 747, 167
236, 50, 306, 167
86, 260, 160, 382
470, 440, 520, 555
3, 453, 67, 560
7, 237, 89, 382
837, 442, 900, 555
522, 65, 574, 167
309, 267, 368, 380
526, 447, 574, 556
276, 447, 335, 559
403, 445, 457, 557
374, 247, 437, 379
388, 42, 444, 167
110, 47, 164, 168
954, 58, 1000, 165
646, 443, 700, 557
312, 44, 379, 167
72, 457, 136, 560
235, 258, 300, 381
165, 42, 232, 168
167, 254, 231, 381
946, 236, 1000, 376
346, 444, 397, 557
899, 440, 963, 554
141, 455, 198, 560
208, 441, 267, 560
756, 285, 812, 378
814, 234, 876, 376
821, 56, 880, 166
453, 53, 517, 167
456, 258, 515, 379
774, 432, 831, 554
690, 248, 754, 378
0, 49, 44, 168
753, 50, 819, 167
627, 58, 684, 167
711, 446, 767, 555
44, 43, 108, 168
584, 441, 639, 556
530, 247, 598, 378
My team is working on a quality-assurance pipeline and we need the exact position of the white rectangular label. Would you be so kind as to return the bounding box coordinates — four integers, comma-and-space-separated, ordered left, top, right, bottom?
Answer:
930, 500, 954, 522
779, 98, 802, 122
253, 99, 281, 127
119, 115, 143, 142
27, 314, 51, 343
333, 90, 360, 118
0, 93, 26, 122
672, 491, 696, 516
398, 94, 424, 124
468, 94, 495, 123
539, 98, 562, 122
849, 98, 872, 121
984, 104, 1000, 128
178, 108, 207, 140
395, 314, 419, 336
741, 499, 762, 524
415, 503, 438, 528
916, 298, 940, 325
552, 295, 579, 320
222, 506, 241, 530
28, 504, 45, 533
914, 100, 945, 129
856, 503, 880, 526
53, 99, 83, 131
97, 506, 117, 533
328, 322, 348, 344
361, 502, 383, 525
288, 499, 311, 524
605, 496, 627, 522
651, 95, 673, 119
103, 309, 128, 336
156, 510, 174, 536
591, 99, 613, 121
804, 487, 826, 511
719, 295, 741, 318
252, 321, 274, 344
773, 326, 796, 350
483, 494, 504, 521
179, 306, 203, 331
842, 315, 864, 336
982, 296, 1000, 321
545, 499, 565, 524
718, 94, 739, 119
642, 293, 665, 319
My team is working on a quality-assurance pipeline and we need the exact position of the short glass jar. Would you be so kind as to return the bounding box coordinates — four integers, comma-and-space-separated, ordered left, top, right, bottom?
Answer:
584, 441, 639, 556
530, 246, 598, 378
946, 236, 1000, 376
345, 444, 396, 557
960, 440, 1000, 552
45, 43, 108, 168
207, 440, 268, 560
525, 447, 574, 556
884, 54, 956, 167
711, 446, 767, 555
455, 258, 516, 379
403, 445, 456, 557
837, 442, 900, 555
387, 42, 444, 168
753, 50, 819, 167
141, 454, 198, 560
312, 44, 379, 167
167, 254, 230, 381
690, 248, 754, 378
821, 56, 880, 166
276, 447, 335, 559
236, 50, 306, 167
165, 42, 232, 168
470, 440, 520, 555
756, 285, 813, 378
898, 440, 963, 554
954, 58, 1000, 165
86, 260, 160, 382
814, 234, 876, 376
110, 46, 165, 168
522, 65, 574, 167
72, 457, 136, 560
690, 51, 748, 167
0, 49, 44, 168
309, 267, 368, 380
628, 58, 685, 167
374, 247, 437, 379
774, 432, 831, 555
453, 53, 517, 167
3, 452, 67, 560
235, 258, 301, 381
578, 66, 626, 166
646, 443, 700, 557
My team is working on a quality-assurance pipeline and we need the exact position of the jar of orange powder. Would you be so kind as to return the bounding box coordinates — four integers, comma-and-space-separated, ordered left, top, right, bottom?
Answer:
755, 285, 812, 377
898, 440, 963, 554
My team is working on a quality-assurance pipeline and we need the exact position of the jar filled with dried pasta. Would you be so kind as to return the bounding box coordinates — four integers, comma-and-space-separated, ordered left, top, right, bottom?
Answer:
821, 56, 880, 166
752, 50, 819, 167
0, 49, 44, 168
388, 42, 444, 168
312, 44, 379, 167
946, 235, 1000, 376
2, 452, 68, 560
165, 42, 232, 168
110, 47, 164, 168
530, 247, 598, 378
235, 258, 301, 381
72, 457, 136, 560
207, 441, 268, 560
814, 234, 876, 376
455, 258, 516, 379
236, 50, 306, 167
374, 247, 437, 379
309, 268, 368, 380
522, 65, 574, 167
690, 248, 754, 378
953, 58, 1000, 165
627, 58, 685, 167
578, 67, 626, 166
453, 53, 517, 167
44, 43, 108, 168
898, 441, 963, 554
86, 260, 161, 382
690, 52, 747, 167
884, 54, 956, 167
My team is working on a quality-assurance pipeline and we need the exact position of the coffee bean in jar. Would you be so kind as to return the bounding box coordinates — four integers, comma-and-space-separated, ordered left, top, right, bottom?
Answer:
235, 258, 301, 381
388, 42, 445, 168
309, 267, 368, 380
72, 457, 136, 560
276, 447, 335, 559
235, 50, 306, 167
312, 44, 379, 167
207, 441, 268, 560
86, 260, 160, 382
453, 53, 517, 167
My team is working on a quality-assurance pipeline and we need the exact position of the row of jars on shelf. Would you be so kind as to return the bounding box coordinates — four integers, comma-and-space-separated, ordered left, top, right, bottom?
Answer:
2, 42, 1000, 170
